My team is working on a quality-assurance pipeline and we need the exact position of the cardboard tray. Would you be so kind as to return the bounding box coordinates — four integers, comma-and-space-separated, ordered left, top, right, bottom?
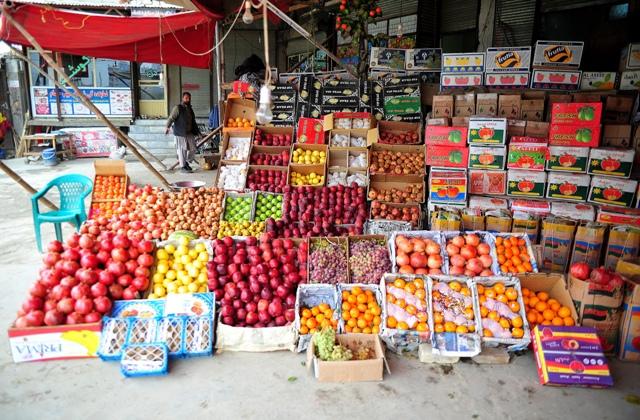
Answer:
492, 232, 539, 274
215, 162, 248, 191
220, 130, 253, 164
223, 98, 256, 133
288, 163, 327, 187
245, 165, 289, 191
347, 235, 392, 284
294, 284, 341, 352
388, 230, 447, 274
369, 202, 423, 229
516, 272, 579, 323
376, 121, 422, 145
440, 231, 501, 276
221, 191, 256, 222
308, 237, 350, 284
367, 174, 426, 204
369, 143, 426, 176
249, 145, 292, 167
290, 143, 328, 166
91, 160, 128, 203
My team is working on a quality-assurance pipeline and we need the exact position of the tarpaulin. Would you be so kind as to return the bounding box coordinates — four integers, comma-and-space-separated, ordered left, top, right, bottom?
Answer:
0, 4, 220, 68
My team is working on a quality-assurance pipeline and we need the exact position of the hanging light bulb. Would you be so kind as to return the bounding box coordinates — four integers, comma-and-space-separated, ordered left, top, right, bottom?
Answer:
242, 1, 254, 25
255, 85, 273, 125
397, 23, 404, 38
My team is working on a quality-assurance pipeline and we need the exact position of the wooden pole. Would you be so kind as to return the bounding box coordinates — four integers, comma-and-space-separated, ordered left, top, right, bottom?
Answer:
4, 43, 168, 170
168, 126, 221, 170
0, 160, 58, 211
1, 7, 174, 189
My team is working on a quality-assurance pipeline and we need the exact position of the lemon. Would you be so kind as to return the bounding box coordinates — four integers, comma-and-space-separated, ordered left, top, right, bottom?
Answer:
177, 285, 188, 294
194, 243, 206, 253
197, 273, 208, 284
180, 254, 191, 265
153, 273, 164, 283
156, 249, 169, 260
156, 262, 169, 274
172, 261, 183, 271
188, 266, 199, 278
187, 283, 199, 293
176, 244, 188, 256
166, 282, 178, 293
192, 260, 203, 269
166, 270, 177, 280
164, 244, 176, 254
178, 236, 190, 247
198, 285, 208, 293
188, 249, 198, 259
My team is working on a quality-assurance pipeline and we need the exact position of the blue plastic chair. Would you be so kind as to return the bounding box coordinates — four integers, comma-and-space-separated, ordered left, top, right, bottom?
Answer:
31, 174, 93, 252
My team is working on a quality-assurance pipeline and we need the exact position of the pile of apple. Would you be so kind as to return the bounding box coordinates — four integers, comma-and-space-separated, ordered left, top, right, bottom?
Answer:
569, 262, 625, 288
446, 234, 495, 276
282, 185, 367, 230
379, 130, 420, 145
15, 233, 154, 327
394, 234, 443, 275
250, 150, 290, 166
370, 201, 420, 227
246, 169, 287, 193
263, 218, 359, 238
253, 129, 292, 146
206, 234, 308, 327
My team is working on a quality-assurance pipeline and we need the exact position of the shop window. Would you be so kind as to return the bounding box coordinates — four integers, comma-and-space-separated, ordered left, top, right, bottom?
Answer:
61, 54, 94, 87
95, 59, 131, 88
138, 63, 165, 101
29, 51, 55, 87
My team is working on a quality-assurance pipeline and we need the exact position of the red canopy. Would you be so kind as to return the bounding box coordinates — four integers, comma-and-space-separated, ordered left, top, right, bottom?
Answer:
1, 4, 220, 69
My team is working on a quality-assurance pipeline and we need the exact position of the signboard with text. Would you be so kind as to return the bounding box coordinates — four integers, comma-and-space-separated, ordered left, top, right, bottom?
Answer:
31, 87, 132, 118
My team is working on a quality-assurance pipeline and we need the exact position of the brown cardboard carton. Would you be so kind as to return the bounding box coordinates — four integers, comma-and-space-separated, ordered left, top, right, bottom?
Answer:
602, 125, 633, 148
572, 92, 603, 103
223, 98, 256, 133
426, 118, 450, 126
512, 213, 540, 243
540, 218, 577, 272
521, 99, 545, 122
433, 95, 454, 119
476, 93, 498, 117
430, 207, 462, 231
498, 94, 522, 119
525, 121, 550, 139
615, 259, 640, 361
546, 94, 572, 121
517, 272, 579, 322
570, 223, 607, 269
451, 116, 470, 127
454, 93, 476, 117
604, 226, 640, 270
507, 119, 526, 138
461, 209, 485, 231
485, 209, 513, 233
604, 95, 634, 124
307, 333, 386, 382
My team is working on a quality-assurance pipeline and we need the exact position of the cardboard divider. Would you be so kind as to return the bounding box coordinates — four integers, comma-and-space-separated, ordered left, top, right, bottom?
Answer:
220, 130, 253, 164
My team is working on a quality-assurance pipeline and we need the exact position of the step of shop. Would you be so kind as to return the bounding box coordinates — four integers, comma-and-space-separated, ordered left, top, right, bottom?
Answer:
129, 125, 168, 134
133, 119, 167, 126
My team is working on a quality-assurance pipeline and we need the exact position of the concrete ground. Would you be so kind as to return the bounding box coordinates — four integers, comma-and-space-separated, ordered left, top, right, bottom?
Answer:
0, 156, 639, 420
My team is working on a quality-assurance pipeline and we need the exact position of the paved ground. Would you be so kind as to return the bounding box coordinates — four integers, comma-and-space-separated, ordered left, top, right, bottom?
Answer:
1, 157, 639, 420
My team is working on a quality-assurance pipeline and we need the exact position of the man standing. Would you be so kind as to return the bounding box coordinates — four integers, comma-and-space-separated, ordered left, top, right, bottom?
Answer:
166, 92, 201, 172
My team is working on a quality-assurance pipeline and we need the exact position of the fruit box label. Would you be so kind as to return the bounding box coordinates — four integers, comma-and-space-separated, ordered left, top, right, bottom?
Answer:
297, 118, 325, 144
551, 102, 603, 125
468, 145, 506, 169
429, 171, 467, 203
468, 170, 507, 195
549, 124, 600, 148
507, 170, 547, 198
468, 118, 507, 145
588, 148, 635, 178
620, 71, 640, 91
546, 173, 590, 201
406, 48, 442, 72
533, 41, 584, 68
580, 72, 617, 90
8, 323, 101, 363
589, 176, 638, 208
384, 96, 421, 115
369, 47, 408, 70
547, 146, 589, 172
484, 72, 530, 88
507, 144, 548, 171
425, 126, 467, 146
442, 53, 485, 72
425, 145, 468, 169
440, 73, 483, 88
530, 70, 582, 91
485, 47, 531, 72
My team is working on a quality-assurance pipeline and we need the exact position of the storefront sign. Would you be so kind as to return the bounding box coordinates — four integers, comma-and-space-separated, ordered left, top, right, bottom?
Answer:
533, 41, 584, 68
60, 127, 118, 158
31, 87, 132, 117
485, 47, 531, 72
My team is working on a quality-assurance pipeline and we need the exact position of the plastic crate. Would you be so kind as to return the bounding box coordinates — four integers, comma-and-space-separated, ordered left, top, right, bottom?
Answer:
120, 343, 168, 378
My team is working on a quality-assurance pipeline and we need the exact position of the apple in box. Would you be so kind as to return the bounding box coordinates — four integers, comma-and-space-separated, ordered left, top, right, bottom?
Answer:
429, 169, 467, 203
588, 176, 638, 208
587, 148, 635, 179
468, 145, 506, 170
546, 146, 589, 172
254, 129, 292, 146
507, 170, 547, 198
551, 102, 603, 125
468, 170, 506, 195
425, 145, 468, 168
549, 123, 601, 148
546, 172, 590, 202
424, 126, 468, 146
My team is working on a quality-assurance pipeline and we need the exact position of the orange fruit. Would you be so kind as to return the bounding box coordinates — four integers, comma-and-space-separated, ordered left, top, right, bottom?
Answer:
528, 296, 539, 308
318, 303, 330, 312
395, 299, 406, 309
357, 293, 367, 304
323, 309, 333, 318
512, 316, 523, 328
444, 321, 457, 332
315, 313, 325, 323
469, 325, 476, 333
495, 236, 503, 246
352, 326, 361, 333
370, 306, 381, 316
414, 278, 424, 288
299, 325, 309, 334
415, 289, 426, 300
405, 305, 417, 315
526, 311, 537, 324
321, 319, 330, 328
508, 301, 521, 313
477, 284, 485, 295
464, 307, 475, 320
485, 289, 496, 299
416, 312, 428, 322
536, 313, 544, 325
341, 302, 351, 311
357, 303, 367, 313
404, 283, 417, 295
397, 321, 409, 330
387, 316, 397, 328
393, 278, 406, 288
552, 317, 564, 326
373, 315, 381, 326
306, 318, 317, 329
496, 294, 508, 304
505, 288, 518, 301
364, 312, 374, 322
541, 320, 552, 326
488, 311, 500, 321
357, 318, 367, 329
460, 287, 471, 297
347, 295, 357, 304
449, 281, 462, 292
302, 308, 312, 318
479, 295, 487, 304
342, 310, 351, 321
435, 324, 445, 333
537, 291, 549, 302
535, 301, 548, 313
351, 286, 362, 296
342, 290, 350, 300
542, 309, 555, 321
493, 283, 506, 295
521, 287, 531, 297
349, 308, 359, 319
456, 325, 469, 334
563, 317, 575, 326
416, 323, 428, 332
372, 325, 380, 334
483, 329, 493, 337
512, 328, 524, 338
480, 306, 489, 317
362, 327, 372, 334
499, 318, 511, 329
434, 312, 444, 324
557, 306, 571, 318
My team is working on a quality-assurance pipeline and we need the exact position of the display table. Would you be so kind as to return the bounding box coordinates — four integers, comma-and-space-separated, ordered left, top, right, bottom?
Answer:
22, 132, 73, 162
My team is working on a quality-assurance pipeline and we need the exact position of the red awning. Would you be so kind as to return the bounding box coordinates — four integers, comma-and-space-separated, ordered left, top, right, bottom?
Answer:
0, 4, 220, 69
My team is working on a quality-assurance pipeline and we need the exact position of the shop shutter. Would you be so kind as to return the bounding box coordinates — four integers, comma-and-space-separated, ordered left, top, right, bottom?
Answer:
181, 67, 211, 118
416, 0, 438, 47
493, 0, 536, 47
377, 0, 419, 19
441, 0, 478, 33
540, 0, 619, 12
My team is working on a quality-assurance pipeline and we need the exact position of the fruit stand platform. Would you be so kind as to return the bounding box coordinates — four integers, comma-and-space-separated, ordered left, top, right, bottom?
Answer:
0, 157, 639, 420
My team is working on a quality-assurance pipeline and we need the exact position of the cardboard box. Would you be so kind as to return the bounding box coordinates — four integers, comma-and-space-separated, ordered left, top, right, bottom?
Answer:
546, 172, 590, 202
602, 125, 633, 148
451, 116, 470, 127
552, 202, 596, 222
485, 209, 513, 233
440, 73, 483, 88
589, 176, 638, 208
511, 199, 552, 216
429, 204, 463, 231
498, 95, 522, 119
468, 145, 507, 170
8, 321, 102, 363
604, 226, 640, 271
507, 142, 548, 171
454, 93, 475, 117
526, 121, 550, 138
486, 46, 531, 72
597, 206, 640, 228
570, 222, 607, 268
533, 41, 584, 68
377, 121, 420, 145
546, 94, 572, 121
615, 259, 640, 361
442, 53, 485, 72
468, 118, 508, 145
426, 145, 468, 169
475, 93, 498, 117
507, 119, 527, 138
546, 146, 589, 173
223, 98, 256, 132
620, 71, 640, 90
91, 160, 128, 203
521, 99, 545, 122
368, 174, 425, 203
288, 164, 326, 187
603, 95, 634, 124
297, 118, 326, 144
549, 123, 601, 148
468, 170, 506, 195
532, 325, 613, 388
580, 72, 617, 90
551, 102, 603, 125
429, 169, 467, 203
512, 212, 541, 243
369, 144, 425, 176
518, 273, 579, 321
507, 170, 547, 198
406, 48, 443, 72
425, 125, 467, 146
485, 72, 530, 88
469, 195, 509, 210
307, 333, 386, 382
540, 217, 577, 272
588, 148, 635, 178
425, 118, 450, 126
432, 95, 453, 118
622, 43, 640, 70
530, 70, 582, 91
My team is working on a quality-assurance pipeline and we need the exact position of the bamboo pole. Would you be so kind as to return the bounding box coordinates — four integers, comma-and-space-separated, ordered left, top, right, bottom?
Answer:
4, 43, 168, 170
0, 160, 58, 211
1, 7, 174, 189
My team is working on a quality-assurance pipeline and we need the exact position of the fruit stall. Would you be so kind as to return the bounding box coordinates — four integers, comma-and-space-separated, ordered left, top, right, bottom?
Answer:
7, 40, 640, 387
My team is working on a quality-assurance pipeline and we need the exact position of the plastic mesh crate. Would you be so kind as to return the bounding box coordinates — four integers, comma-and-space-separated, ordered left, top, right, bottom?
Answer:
183, 316, 213, 357
98, 317, 130, 361
157, 317, 185, 357
127, 318, 159, 344
120, 343, 168, 378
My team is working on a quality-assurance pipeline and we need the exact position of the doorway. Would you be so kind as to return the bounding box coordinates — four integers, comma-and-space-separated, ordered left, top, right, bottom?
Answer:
138, 63, 167, 117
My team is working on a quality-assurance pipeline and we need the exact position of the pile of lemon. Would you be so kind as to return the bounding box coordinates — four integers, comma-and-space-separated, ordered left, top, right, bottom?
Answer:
290, 171, 324, 186
292, 148, 326, 164
149, 237, 209, 298
217, 221, 265, 238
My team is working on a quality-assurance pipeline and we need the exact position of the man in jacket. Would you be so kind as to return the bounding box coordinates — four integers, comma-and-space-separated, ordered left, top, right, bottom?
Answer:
166, 92, 201, 172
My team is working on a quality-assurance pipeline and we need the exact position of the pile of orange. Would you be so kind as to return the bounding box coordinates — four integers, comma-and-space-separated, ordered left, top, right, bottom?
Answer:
495, 236, 534, 274
477, 282, 525, 339
226, 117, 255, 128
93, 175, 127, 200
299, 303, 338, 335
432, 280, 476, 334
386, 277, 429, 332
522, 288, 575, 328
342, 287, 382, 334
90, 201, 119, 218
